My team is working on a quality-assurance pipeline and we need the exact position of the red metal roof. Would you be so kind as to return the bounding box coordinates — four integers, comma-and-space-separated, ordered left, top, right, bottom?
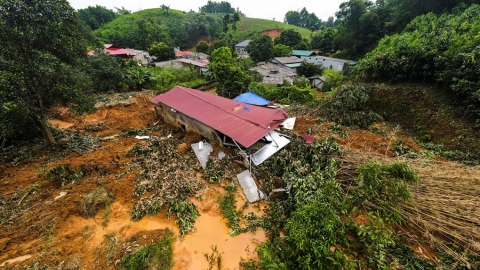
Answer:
176, 51, 195, 57
150, 86, 288, 148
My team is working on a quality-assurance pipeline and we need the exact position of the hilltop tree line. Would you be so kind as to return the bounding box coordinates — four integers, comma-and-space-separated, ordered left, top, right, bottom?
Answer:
284, 0, 480, 58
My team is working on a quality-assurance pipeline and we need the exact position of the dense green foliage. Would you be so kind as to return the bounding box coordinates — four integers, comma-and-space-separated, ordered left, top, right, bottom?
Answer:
350, 162, 419, 224
79, 52, 126, 92
147, 66, 205, 92
252, 133, 427, 269
210, 47, 252, 98
77, 5, 118, 31
320, 84, 383, 128
249, 83, 319, 106
273, 44, 292, 57
333, 0, 480, 58
284, 7, 322, 32
245, 35, 274, 63
196, 41, 210, 53
274, 29, 309, 50
148, 42, 175, 61
0, 0, 93, 144
297, 62, 323, 77
311, 28, 337, 51
199, 1, 236, 14
94, 9, 223, 49
119, 230, 174, 270
356, 4, 480, 122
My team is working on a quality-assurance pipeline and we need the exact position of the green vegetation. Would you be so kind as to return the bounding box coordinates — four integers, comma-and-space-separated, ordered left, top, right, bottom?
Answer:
148, 42, 175, 61
147, 66, 206, 92
249, 83, 319, 106
128, 137, 203, 235
78, 5, 120, 31
119, 230, 175, 270
357, 4, 480, 123
167, 199, 200, 236
238, 17, 311, 40
319, 84, 383, 128
245, 35, 274, 63
210, 47, 252, 98
0, 0, 94, 145
94, 9, 222, 49
252, 133, 428, 269
204, 245, 223, 270
284, 8, 321, 32
274, 29, 309, 50
273, 44, 292, 57
41, 165, 88, 186
350, 161, 419, 224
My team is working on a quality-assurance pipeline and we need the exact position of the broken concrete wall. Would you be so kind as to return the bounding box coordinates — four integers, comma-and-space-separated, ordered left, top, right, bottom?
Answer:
155, 103, 223, 146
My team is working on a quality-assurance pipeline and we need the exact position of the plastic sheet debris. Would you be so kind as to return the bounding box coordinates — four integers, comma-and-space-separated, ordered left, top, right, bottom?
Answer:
218, 151, 226, 160
54, 191, 67, 201
191, 141, 213, 169
281, 117, 296, 130
237, 170, 265, 203
135, 136, 150, 140
302, 133, 315, 144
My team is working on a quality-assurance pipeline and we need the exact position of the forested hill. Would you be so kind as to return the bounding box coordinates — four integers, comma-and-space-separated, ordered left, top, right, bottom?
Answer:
93, 8, 310, 50
355, 4, 480, 123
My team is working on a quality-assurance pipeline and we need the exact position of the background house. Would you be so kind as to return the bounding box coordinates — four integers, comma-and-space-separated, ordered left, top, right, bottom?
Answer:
88, 44, 135, 59
235, 40, 251, 57
271, 56, 303, 73
302, 55, 357, 71
250, 62, 296, 85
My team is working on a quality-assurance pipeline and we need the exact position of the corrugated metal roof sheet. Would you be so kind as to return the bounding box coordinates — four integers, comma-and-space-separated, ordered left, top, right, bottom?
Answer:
285, 63, 302, 68
150, 86, 288, 148
236, 40, 251, 47
273, 56, 303, 64
176, 51, 195, 57
292, 50, 315, 56
177, 58, 208, 68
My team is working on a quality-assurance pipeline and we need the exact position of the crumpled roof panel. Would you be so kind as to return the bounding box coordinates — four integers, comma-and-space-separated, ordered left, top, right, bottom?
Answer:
150, 86, 288, 148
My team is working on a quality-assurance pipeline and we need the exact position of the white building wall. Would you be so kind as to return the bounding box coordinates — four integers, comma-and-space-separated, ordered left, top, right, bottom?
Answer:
301, 56, 346, 71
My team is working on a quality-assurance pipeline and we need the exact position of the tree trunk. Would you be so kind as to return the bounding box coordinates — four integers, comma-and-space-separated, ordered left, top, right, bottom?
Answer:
33, 113, 56, 145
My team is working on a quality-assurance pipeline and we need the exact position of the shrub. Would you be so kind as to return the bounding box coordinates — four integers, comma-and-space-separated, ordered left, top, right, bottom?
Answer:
118, 230, 175, 270
349, 161, 419, 224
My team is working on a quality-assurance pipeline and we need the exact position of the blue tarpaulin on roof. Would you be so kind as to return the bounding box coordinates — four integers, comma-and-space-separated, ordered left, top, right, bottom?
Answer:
234, 92, 270, 106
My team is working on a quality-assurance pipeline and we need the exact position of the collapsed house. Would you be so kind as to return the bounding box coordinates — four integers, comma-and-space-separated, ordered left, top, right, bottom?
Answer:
150, 86, 293, 202
150, 86, 291, 164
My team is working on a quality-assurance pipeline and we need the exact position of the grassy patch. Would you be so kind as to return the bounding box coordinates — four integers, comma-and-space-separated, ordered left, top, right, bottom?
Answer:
118, 230, 175, 270
238, 17, 311, 40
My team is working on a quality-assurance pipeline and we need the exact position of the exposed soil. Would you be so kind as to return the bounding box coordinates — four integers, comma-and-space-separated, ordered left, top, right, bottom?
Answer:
259, 29, 282, 41
1, 88, 479, 268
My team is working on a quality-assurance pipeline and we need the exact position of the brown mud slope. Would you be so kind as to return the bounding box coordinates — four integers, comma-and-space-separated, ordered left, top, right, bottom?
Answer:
0, 92, 265, 269
1, 90, 479, 268
260, 29, 282, 40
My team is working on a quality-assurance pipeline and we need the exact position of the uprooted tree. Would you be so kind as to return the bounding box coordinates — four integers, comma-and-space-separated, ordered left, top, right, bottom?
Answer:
0, 0, 93, 145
